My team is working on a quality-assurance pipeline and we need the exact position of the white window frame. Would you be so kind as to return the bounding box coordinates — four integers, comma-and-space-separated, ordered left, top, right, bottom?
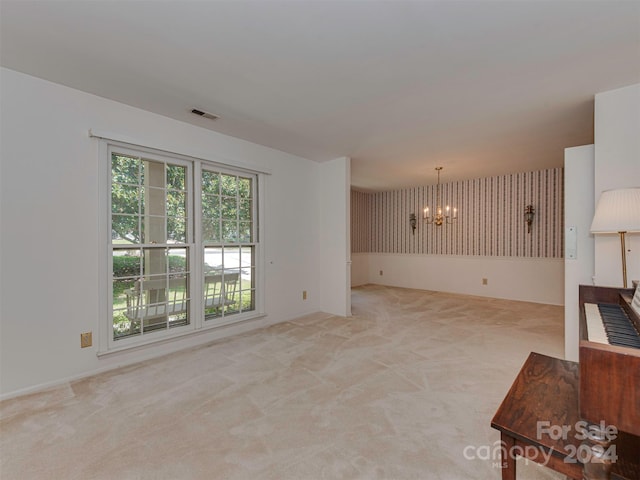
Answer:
97, 139, 265, 355
200, 164, 259, 326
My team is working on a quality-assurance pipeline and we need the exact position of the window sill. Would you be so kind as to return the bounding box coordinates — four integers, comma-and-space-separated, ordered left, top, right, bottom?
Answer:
97, 312, 267, 358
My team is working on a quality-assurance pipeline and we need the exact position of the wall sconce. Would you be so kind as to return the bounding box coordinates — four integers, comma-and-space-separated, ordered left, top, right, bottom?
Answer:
409, 213, 417, 235
525, 205, 535, 233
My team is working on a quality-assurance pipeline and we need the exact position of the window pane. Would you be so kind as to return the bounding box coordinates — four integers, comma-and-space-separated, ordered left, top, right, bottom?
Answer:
239, 248, 255, 313
239, 199, 252, 221
202, 218, 220, 243
167, 165, 185, 190
224, 271, 240, 316
113, 307, 137, 339
239, 247, 254, 269
221, 197, 237, 220
168, 248, 188, 273
202, 171, 220, 194
202, 193, 220, 218
142, 159, 166, 245
239, 222, 251, 243
242, 288, 256, 312
143, 216, 165, 244
146, 186, 165, 216
204, 272, 223, 320
143, 159, 165, 187
202, 193, 219, 214
204, 269, 240, 320
112, 155, 140, 184
204, 247, 224, 320
113, 249, 142, 279
112, 185, 141, 214
222, 248, 241, 316
245, 268, 256, 288
141, 247, 168, 276
167, 216, 186, 243
204, 247, 223, 273
169, 274, 188, 293
223, 246, 240, 271
238, 177, 251, 199
167, 191, 186, 218
112, 214, 140, 244
220, 174, 237, 196
240, 247, 256, 311
167, 190, 187, 243
168, 275, 189, 324
222, 220, 238, 242
113, 278, 135, 308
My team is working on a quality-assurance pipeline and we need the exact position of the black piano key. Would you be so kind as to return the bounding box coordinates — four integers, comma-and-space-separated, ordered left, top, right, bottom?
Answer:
607, 331, 640, 342
611, 338, 640, 348
604, 323, 636, 332
606, 326, 636, 334
604, 326, 637, 335
596, 303, 640, 350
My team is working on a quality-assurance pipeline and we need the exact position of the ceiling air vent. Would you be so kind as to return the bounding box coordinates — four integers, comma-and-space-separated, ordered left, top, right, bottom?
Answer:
191, 108, 219, 121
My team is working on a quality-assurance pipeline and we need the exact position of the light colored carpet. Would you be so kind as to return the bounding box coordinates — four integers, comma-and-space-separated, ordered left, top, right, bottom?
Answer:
1, 285, 566, 479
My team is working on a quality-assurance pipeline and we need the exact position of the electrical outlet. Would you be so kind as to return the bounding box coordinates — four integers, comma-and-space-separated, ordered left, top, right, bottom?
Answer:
482, 278, 488, 285
379, 270, 383, 276
302, 290, 307, 300
80, 332, 92, 348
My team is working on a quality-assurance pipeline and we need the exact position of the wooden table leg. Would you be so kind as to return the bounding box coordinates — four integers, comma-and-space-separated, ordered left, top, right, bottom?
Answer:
501, 432, 516, 480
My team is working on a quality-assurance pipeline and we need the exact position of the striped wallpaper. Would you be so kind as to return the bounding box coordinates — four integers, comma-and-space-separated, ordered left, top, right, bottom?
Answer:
351, 168, 564, 258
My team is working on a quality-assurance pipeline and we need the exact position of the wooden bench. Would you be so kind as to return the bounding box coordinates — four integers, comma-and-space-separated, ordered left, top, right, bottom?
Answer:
203, 272, 239, 313
491, 352, 639, 480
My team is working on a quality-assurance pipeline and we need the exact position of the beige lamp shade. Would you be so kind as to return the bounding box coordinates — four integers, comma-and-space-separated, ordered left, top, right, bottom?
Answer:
590, 187, 640, 233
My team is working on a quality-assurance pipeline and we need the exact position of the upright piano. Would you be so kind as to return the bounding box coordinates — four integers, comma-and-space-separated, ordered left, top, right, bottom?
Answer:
491, 285, 639, 480
578, 285, 640, 479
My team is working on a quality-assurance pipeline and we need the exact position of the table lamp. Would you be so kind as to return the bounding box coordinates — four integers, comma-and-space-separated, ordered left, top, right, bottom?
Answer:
590, 187, 640, 288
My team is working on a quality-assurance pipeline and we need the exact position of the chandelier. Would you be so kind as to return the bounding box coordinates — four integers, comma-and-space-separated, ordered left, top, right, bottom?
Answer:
423, 167, 457, 226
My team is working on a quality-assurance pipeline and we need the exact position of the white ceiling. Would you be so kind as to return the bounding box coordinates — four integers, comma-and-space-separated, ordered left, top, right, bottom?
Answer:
1, 1, 639, 191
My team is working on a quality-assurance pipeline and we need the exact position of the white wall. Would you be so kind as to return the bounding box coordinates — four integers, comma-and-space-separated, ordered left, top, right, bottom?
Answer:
594, 83, 640, 287
564, 145, 595, 361
318, 157, 351, 316
350, 253, 369, 287
363, 253, 563, 305
0, 68, 333, 398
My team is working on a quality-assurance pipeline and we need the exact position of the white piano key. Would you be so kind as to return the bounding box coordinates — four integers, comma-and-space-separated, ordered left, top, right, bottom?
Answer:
584, 303, 608, 345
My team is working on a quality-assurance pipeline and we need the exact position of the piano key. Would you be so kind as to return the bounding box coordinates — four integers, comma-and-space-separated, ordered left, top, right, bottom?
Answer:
606, 330, 640, 341
610, 338, 640, 348
585, 302, 640, 349
597, 303, 640, 348
585, 303, 608, 344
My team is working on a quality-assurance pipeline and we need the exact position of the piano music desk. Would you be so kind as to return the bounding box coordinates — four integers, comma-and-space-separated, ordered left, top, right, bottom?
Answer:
491, 352, 639, 480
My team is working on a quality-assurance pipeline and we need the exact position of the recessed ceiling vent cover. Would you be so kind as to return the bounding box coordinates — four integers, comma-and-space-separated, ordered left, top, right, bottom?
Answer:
191, 108, 219, 121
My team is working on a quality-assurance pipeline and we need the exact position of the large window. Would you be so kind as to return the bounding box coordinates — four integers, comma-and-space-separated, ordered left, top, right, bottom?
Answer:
202, 169, 256, 321
107, 144, 259, 350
